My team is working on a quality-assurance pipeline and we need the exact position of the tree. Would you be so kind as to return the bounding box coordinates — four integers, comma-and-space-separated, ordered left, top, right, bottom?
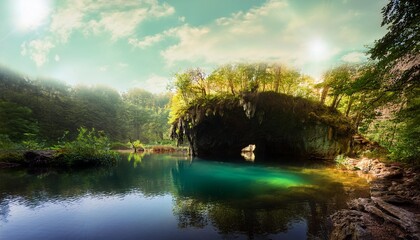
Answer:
369, 0, 419, 96
364, 0, 420, 162
0, 101, 39, 142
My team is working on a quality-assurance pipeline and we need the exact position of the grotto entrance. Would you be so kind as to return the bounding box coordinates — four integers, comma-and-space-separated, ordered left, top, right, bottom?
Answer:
171, 92, 355, 160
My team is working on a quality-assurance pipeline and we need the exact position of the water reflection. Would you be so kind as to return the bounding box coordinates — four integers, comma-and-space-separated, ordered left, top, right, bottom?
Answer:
0, 154, 369, 239
171, 159, 363, 238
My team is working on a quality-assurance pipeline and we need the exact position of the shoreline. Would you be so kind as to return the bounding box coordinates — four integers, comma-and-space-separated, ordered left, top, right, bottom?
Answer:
330, 157, 420, 240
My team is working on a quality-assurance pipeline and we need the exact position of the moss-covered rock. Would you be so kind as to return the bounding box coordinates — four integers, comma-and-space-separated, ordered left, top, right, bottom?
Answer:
171, 91, 355, 160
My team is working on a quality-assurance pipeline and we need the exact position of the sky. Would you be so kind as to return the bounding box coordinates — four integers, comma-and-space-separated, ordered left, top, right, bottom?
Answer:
0, 0, 388, 93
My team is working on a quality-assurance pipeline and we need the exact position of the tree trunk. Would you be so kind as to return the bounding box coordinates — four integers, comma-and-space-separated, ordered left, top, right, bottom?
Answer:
128, 137, 137, 153
354, 112, 361, 130
320, 86, 329, 104
345, 96, 354, 117
274, 67, 281, 93
228, 80, 235, 95
330, 95, 338, 108
334, 95, 343, 109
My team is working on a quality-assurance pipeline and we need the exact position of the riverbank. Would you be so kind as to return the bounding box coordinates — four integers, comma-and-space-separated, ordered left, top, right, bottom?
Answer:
330, 157, 420, 240
0, 146, 189, 169
0, 150, 119, 168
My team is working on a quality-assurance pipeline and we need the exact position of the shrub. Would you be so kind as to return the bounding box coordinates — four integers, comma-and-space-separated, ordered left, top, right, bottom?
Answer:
128, 139, 145, 152
0, 134, 20, 150
334, 154, 346, 165
56, 127, 119, 167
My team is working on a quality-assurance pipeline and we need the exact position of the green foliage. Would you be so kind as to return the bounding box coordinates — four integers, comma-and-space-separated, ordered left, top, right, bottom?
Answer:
21, 141, 44, 150
360, 0, 420, 163
132, 140, 143, 149
60, 127, 109, 153
0, 151, 25, 164
0, 134, 20, 150
0, 101, 39, 142
57, 127, 119, 167
334, 154, 346, 165
110, 142, 131, 150
169, 63, 317, 124
123, 89, 172, 143
369, 0, 419, 96
0, 67, 172, 145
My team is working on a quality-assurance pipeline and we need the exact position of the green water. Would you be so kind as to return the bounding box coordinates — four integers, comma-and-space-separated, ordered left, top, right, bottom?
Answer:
0, 153, 369, 239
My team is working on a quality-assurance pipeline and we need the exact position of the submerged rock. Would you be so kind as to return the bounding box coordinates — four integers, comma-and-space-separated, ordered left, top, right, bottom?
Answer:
172, 91, 355, 159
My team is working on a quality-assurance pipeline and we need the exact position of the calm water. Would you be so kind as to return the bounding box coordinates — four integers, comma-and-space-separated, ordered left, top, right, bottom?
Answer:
0, 153, 369, 240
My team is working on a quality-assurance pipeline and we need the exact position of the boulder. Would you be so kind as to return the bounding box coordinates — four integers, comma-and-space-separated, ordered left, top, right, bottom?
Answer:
24, 150, 56, 167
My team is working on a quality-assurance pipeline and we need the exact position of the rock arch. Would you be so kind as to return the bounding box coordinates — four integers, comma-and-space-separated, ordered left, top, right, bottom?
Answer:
172, 92, 355, 160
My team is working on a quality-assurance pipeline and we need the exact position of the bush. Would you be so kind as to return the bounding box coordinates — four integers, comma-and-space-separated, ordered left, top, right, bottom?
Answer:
0, 134, 20, 150
56, 127, 120, 167
128, 140, 145, 151
334, 154, 346, 165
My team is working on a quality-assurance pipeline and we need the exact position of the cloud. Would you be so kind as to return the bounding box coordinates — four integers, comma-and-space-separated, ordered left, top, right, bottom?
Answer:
99, 65, 108, 72
50, 6, 84, 43
118, 62, 128, 68
21, 38, 55, 66
86, 9, 148, 40
129, 33, 164, 49
341, 51, 366, 63
140, 74, 170, 93
160, 0, 386, 77
148, 2, 175, 17
23, 0, 175, 66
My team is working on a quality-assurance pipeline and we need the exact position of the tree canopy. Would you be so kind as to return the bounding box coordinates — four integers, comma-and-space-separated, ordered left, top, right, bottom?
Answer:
0, 66, 172, 148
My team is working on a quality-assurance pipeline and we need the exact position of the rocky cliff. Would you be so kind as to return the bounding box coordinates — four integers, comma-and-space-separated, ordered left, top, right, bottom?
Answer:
171, 91, 355, 159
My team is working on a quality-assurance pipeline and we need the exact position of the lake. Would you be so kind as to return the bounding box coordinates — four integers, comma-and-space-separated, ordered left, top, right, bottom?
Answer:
0, 153, 369, 239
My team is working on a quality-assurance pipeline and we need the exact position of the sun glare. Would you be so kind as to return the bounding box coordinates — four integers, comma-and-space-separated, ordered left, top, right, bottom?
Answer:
308, 39, 328, 60
14, 0, 51, 31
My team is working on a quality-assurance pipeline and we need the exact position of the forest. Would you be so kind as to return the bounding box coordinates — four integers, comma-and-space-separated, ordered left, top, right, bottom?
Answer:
0, 67, 171, 151
168, 59, 418, 162
1, 54, 417, 164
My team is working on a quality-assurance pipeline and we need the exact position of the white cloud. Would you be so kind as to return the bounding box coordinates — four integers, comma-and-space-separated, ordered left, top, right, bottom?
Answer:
140, 74, 170, 93
149, 2, 175, 17
129, 33, 164, 49
23, 0, 175, 66
86, 9, 148, 40
160, 0, 385, 78
55, 54, 60, 62
21, 39, 55, 66
341, 51, 366, 63
118, 62, 128, 68
50, 7, 84, 43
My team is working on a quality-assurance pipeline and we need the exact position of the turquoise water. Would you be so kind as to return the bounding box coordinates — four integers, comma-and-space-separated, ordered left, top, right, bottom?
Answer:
0, 153, 369, 239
